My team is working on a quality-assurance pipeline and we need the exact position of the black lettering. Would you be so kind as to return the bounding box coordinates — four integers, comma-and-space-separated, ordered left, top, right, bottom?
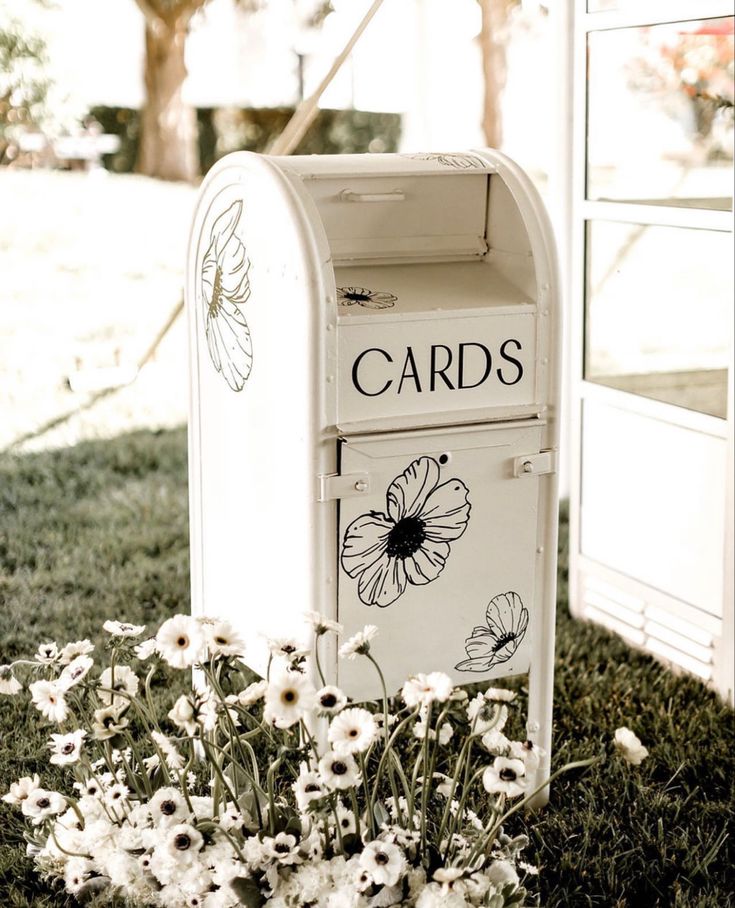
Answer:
497, 339, 524, 385
430, 345, 455, 391
458, 342, 492, 390
352, 348, 393, 397
397, 347, 422, 394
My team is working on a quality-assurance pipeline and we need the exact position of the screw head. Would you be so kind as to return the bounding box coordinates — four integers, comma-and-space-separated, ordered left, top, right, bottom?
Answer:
354, 480, 368, 493
522, 461, 534, 474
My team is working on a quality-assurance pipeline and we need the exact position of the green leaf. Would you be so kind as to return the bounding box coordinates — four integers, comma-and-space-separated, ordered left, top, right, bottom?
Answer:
230, 876, 265, 908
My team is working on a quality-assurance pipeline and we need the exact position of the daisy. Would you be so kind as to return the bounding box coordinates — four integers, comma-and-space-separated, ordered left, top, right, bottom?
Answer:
2, 774, 40, 805
293, 764, 326, 813
151, 731, 185, 771
21, 788, 66, 824
401, 671, 453, 708
341, 456, 470, 607
35, 642, 59, 664
482, 756, 527, 798
204, 619, 246, 657
59, 639, 94, 664
316, 685, 348, 716
156, 616, 206, 669
358, 840, 406, 887
304, 611, 343, 636
98, 665, 139, 706
339, 625, 378, 660
0, 665, 21, 695
337, 286, 397, 310
29, 679, 69, 723
236, 680, 268, 706
104, 782, 130, 809
92, 705, 129, 740
614, 727, 649, 766
263, 669, 316, 729
455, 592, 529, 673
103, 620, 146, 638
59, 654, 94, 689
328, 707, 377, 755
318, 751, 360, 791
49, 730, 86, 765
267, 637, 310, 662
150, 787, 189, 826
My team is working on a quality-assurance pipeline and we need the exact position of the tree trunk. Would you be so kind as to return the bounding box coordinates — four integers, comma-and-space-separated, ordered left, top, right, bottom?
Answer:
478, 0, 510, 149
136, 17, 199, 181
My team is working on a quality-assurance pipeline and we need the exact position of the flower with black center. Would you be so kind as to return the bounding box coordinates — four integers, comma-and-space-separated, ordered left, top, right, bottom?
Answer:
337, 286, 397, 310
328, 707, 377, 755
318, 751, 360, 790
341, 456, 471, 607
482, 756, 527, 798
201, 200, 253, 391
316, 684, 347, 716
49, 730, 86, 766
455, 592, 529, 673
359, 840, 407, 887
155, 615, 206, 670
263, 668, 316, 729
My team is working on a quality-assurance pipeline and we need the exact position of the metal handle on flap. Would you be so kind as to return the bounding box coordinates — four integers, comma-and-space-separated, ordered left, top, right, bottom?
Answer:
339, 189, 406, 203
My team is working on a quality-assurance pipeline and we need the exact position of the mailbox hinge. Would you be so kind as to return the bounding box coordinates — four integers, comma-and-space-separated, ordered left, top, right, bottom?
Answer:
318, 472, 371, 502
513, 450, 557, 478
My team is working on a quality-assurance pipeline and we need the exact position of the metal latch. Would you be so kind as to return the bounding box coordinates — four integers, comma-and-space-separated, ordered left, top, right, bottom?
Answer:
318, 472, 371, 502
513, 451, 557, 478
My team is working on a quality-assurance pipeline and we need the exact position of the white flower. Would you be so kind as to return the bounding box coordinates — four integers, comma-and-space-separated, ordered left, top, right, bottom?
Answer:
162, 822, 204, 863
482, 757, 527, 798
99, 665, 140, 706
318, 751, 360, 790
614, 727, 649, 765
264, 669, 316, 729
293, 764, 326, 812
0, 665, 22, 695
237, 680, 268, 706
358, 840, 406, 887
316, 685, 348, 716
35, 642, 59, 664
484, 687, 516, 703
92, 705, 129, 740
267, 637, 310, 661
481, 729, 511, 755
328, 707, 377, 755
152, 731, 186, 771
339, 625, 378, 660
509, 739, 544, 773
2, 774, 41, 805
414, 718, 453, 745
156, 616, 206, 669
104, 782, 130, 809
433, 867, 466, 891
305, 611, 343, 636
467, 694, 507, 735
21, 788, 66, 824
333, 801, 357, 838
49, 730, 86, 765
402, 672, 453, 708
486, 859, 519, 890
63, 856, 93, 894
135, 637, 159, 660
204, 619, 246, 657
29, 679, 69, 723
58, 654, 94, 689
264, 832, 302, 865
150, 787, 190, 825
59, 639, 95, 664
168, 695, 198, 736
103, 620, 146, 637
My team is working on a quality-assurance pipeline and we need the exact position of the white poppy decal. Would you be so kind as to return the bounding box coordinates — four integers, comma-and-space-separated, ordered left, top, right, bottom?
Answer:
201, 200, 252, 391
455, 592, 529, 673
341, 456, 471, 608
337, 286, 397, 310
408, 152, 486, 170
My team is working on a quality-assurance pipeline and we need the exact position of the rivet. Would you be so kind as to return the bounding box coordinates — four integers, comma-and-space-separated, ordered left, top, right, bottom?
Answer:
327, 324, 334, 332
326, 375, 334, 383
537, 545, 544, 554
354, 480, 368, 492
522, 461, 534, 474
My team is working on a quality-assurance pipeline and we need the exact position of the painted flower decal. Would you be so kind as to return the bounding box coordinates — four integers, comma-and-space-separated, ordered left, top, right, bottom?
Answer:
408, 152, 486, 170
341, 456, 471, 608
455, 592, 529, 673
201, 199, 252, 391
337, 286, 397, 310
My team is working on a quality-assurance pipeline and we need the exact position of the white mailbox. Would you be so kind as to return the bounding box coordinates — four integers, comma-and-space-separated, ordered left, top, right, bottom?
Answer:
186, 150, 561, 777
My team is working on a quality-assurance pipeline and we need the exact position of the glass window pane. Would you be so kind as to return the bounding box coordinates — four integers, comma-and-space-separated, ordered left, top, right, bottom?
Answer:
584, 221, 732, 418
587, 19, 734, 210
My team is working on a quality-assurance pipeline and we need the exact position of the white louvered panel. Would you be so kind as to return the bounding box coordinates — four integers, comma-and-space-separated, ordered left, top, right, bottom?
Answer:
585, 576, 645, 612
645, 638, 712, 681
585, 589, 646, 628
644, 620, 713, 667
583, 604, 646, 646
644, 605, 715, 650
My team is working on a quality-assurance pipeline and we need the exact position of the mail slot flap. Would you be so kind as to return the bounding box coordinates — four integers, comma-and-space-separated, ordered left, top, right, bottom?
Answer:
303, 173, 489, 262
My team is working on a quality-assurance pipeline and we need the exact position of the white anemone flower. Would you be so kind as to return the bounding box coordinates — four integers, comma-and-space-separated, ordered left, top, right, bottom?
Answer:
484, 687, 516, 703
333, 801, 357, 838
151, 731, 185, 771
401, 672, 453, 708
58, 654, 94, 689
204, 619, 246, 657
29, 679, 69, 723
482, 756, 527, 798
103, 620, 146, 637
21, 788, 66, 824
316, 685, 348, 716
236, 680, 268, 706
168, 695, 198, 736
467, 694, 508, 736
59, 639, 94, 664
358, 840, 407, 887
92, 705, 129, 740
35, 642, 59, 664
267, 637, 310, 662
264, 832, 302, 865
328, 708, 377, 755
614, 727, 649, 766
293, 764, 325, 813
2, 774, 41, 805
304, 611, 343, 636
135, 637, 158, 660
509, 739, 544, 773
98, 665, 140, 706
338, 625, 378, 660
263, 669, 316, 729
318, 751, 360, 790
0, 665, 22, 695
162, 823, 204, 865
150, 787, 190, 826
156, 616, 206, 669
486, 859, 520, 890
481, 729, 511, 755
49, 730, 86, 765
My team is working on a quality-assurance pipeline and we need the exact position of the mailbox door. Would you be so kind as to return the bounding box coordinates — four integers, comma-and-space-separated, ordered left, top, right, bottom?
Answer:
336, 421, 545, 697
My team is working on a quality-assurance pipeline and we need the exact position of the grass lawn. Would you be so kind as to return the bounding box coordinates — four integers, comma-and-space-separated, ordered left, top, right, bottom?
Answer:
0, 428, 732, 907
